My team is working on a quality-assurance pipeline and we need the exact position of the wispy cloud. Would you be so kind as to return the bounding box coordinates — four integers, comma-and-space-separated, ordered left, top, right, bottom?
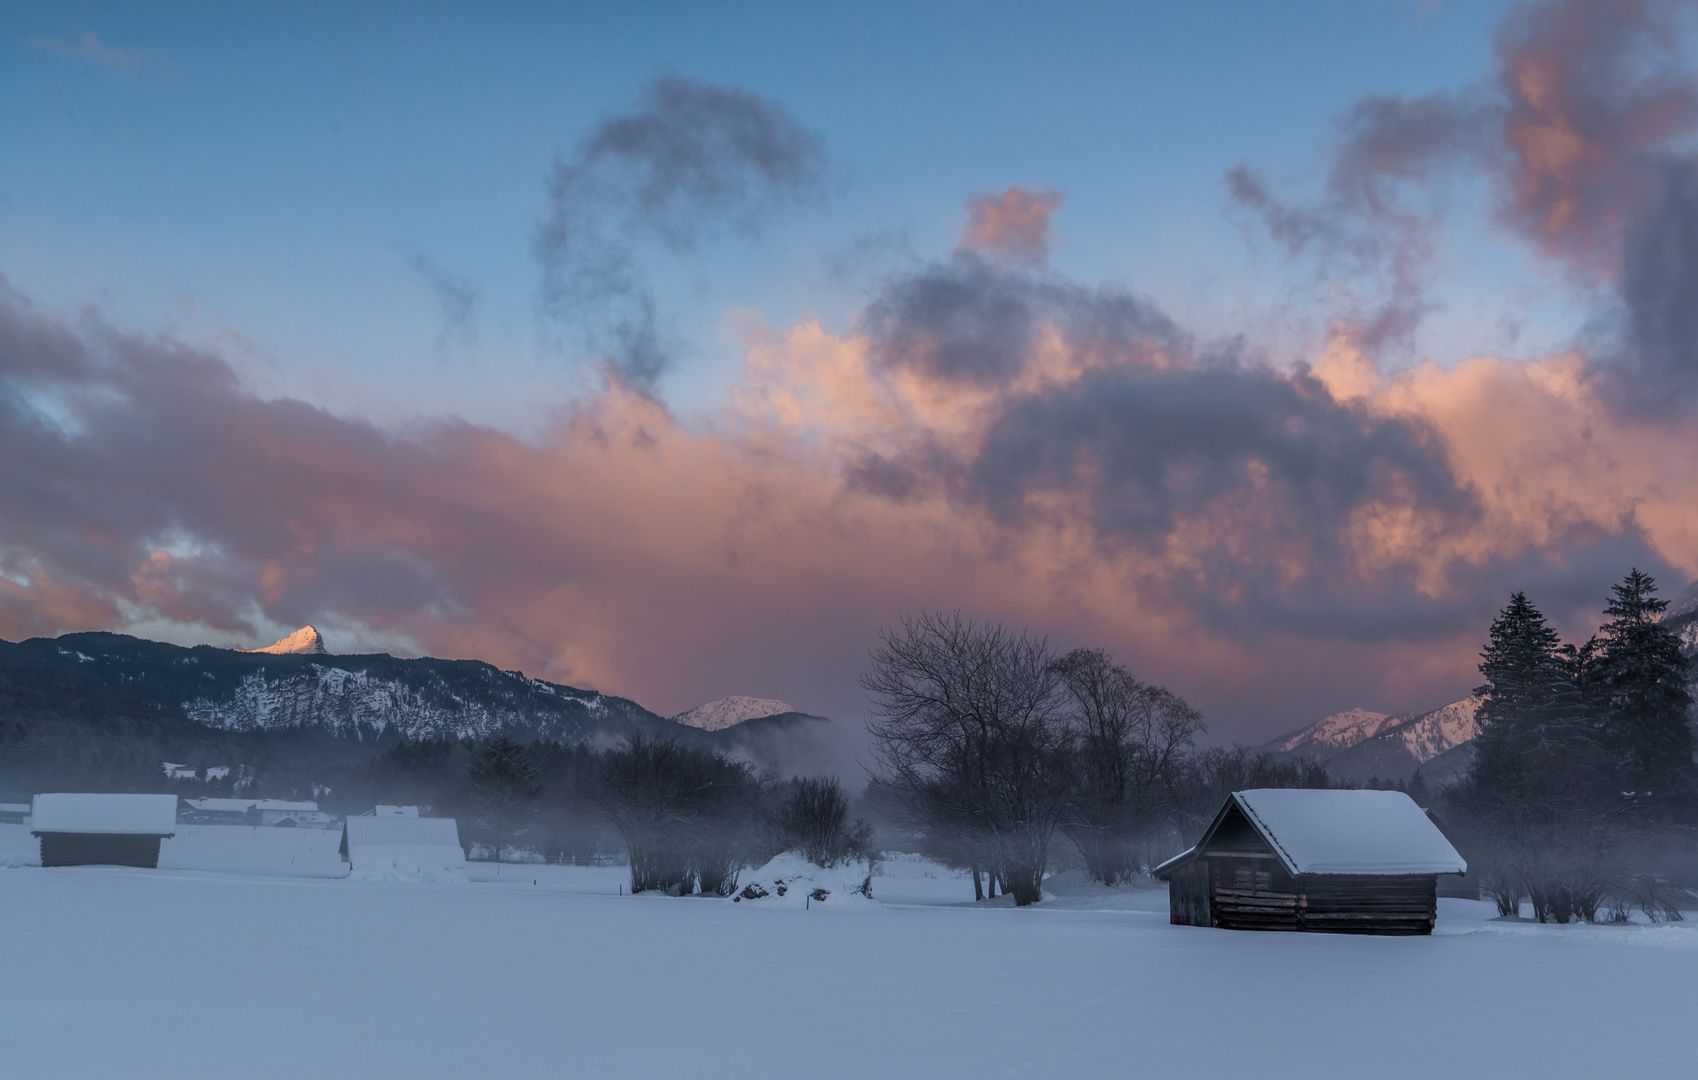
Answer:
406, 252, 480, 351
536, 74, 828, 394
31, 31, 162, 78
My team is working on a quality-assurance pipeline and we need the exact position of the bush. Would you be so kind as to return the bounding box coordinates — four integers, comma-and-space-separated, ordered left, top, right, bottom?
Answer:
769, 777, 875, 868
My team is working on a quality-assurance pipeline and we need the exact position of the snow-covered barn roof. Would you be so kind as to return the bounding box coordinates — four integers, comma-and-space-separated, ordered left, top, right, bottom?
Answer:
30, 793, 179, 835
1153, 789, 1466, 878
253, 800, 318, 812
343, 815, 461, 849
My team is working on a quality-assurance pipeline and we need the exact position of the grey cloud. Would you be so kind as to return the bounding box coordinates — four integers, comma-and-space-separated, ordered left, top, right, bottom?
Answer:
1614, 156, 1698, 412
537, 75, 827, 394
1225, 90, 1494, 353
1326, 91, 1496, 213
860, 253, 1183, 386
852, 258, 1495, 642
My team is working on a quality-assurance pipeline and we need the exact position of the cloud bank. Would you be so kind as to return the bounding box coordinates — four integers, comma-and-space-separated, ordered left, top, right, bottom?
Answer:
6, 3, 1698, 737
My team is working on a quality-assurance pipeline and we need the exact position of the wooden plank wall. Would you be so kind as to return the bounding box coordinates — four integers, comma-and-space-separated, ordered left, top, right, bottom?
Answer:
37, 833, 165, 869
1298, 874, 1436, 935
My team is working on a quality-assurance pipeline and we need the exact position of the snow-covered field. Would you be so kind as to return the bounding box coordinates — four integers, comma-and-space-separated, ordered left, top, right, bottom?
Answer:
3, 825, 1695, 1079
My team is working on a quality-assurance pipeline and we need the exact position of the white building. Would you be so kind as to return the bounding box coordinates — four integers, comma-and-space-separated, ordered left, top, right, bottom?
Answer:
253, 800, 335, 828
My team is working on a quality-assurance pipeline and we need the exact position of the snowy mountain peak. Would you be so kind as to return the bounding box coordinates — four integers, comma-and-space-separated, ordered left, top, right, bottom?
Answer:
245, 626, 329, 656
670, 696, 794, 732
1265, 707, 1394, 755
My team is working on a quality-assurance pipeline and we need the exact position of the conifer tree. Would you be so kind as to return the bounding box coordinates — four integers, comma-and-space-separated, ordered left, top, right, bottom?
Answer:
1457, 591, 1620, 922
1473, 592, 1573, 746
1593, 569, 1696, 796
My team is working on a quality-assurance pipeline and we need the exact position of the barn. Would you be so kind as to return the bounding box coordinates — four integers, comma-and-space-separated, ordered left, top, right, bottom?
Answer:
1153, 789, 1466, 935
30, 793, 180, 869
339, 814, 466, 879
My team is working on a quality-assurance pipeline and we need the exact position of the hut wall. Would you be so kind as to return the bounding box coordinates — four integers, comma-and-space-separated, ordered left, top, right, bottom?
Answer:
1207, 854, 1300, 931
37, 832, 165, 869
1296, 874, 1437, 935
1168, 859, 1211, 926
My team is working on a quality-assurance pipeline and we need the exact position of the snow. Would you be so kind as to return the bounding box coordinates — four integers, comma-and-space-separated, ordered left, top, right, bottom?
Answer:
1393, 697, 1481, 764
342, 816, 466, 881
670, 695, 795, 731
730, 852, 877, 908
1265, 706, 1394, 753
1233, 789, 1467, 875
1, 847, 1693, 1078
29, 793, 178, 835
244, 625, 329, 655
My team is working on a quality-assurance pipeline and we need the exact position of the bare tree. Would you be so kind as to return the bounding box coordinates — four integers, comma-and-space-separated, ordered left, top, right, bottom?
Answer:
1052, 649, 1203, 884
862, 612, 1072, 905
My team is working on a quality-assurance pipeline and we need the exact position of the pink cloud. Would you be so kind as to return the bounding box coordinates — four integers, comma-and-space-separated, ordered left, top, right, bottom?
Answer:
958, 186, 1066, 266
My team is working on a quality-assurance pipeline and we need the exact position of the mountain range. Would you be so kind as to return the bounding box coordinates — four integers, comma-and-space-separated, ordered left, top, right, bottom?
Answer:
1258, 698, 1481, 784
0, 629, 836, 782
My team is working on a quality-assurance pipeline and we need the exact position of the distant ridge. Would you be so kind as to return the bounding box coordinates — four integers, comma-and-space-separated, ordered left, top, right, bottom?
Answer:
1260, 698, 1481, 784
670, 696, 795, 732
244, 626, 328, 656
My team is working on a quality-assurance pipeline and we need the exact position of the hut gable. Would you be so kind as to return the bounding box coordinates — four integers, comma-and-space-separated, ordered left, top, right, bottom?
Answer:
1154, 789, 1466, 936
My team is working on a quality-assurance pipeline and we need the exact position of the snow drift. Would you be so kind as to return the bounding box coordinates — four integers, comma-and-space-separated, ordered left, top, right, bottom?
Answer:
730, 852, 877, 909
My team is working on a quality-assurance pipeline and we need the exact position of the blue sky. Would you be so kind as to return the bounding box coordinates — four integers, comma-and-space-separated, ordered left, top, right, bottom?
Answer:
3, 1, 1524, 425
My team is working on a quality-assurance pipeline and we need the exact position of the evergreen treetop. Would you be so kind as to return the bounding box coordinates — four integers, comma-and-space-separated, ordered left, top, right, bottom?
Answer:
1594, 569, 1695, 795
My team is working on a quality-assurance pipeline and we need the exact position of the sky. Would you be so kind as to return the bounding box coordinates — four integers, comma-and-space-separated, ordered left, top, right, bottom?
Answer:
5, 0, 1698, 741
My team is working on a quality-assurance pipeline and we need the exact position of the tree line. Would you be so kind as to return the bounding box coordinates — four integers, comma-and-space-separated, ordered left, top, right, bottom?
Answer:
1443, 569, 1697, 922
352, 733, 874, 895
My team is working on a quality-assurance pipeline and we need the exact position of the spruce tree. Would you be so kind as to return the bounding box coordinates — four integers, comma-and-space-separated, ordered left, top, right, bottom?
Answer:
1594, 569, 1696, 796
1457, 591, 1621, 922
1473, 592, 1570, 737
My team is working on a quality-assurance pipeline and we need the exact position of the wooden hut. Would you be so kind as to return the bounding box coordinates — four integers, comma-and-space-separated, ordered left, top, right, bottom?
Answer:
340, 814, 466, 877
30, 793, 179, 868
1153, 789, 1466, 935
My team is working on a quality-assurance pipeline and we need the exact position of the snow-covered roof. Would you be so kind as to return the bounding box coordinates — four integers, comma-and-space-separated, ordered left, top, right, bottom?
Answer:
254, 800, 318, 812
343, 815, 461, 850
187, 798, 258, 813
31, 793, 179, 835
1157, 789, 1466, 878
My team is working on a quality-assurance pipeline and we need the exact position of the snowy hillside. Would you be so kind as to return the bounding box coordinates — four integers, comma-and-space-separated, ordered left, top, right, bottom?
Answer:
670, 696, 796, 731
1263, 707, 1396, 755
0, 631, 662, 745
1392, 697, 1480, 762
181, 663, 616, 741
1262, 698, 1480, 783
